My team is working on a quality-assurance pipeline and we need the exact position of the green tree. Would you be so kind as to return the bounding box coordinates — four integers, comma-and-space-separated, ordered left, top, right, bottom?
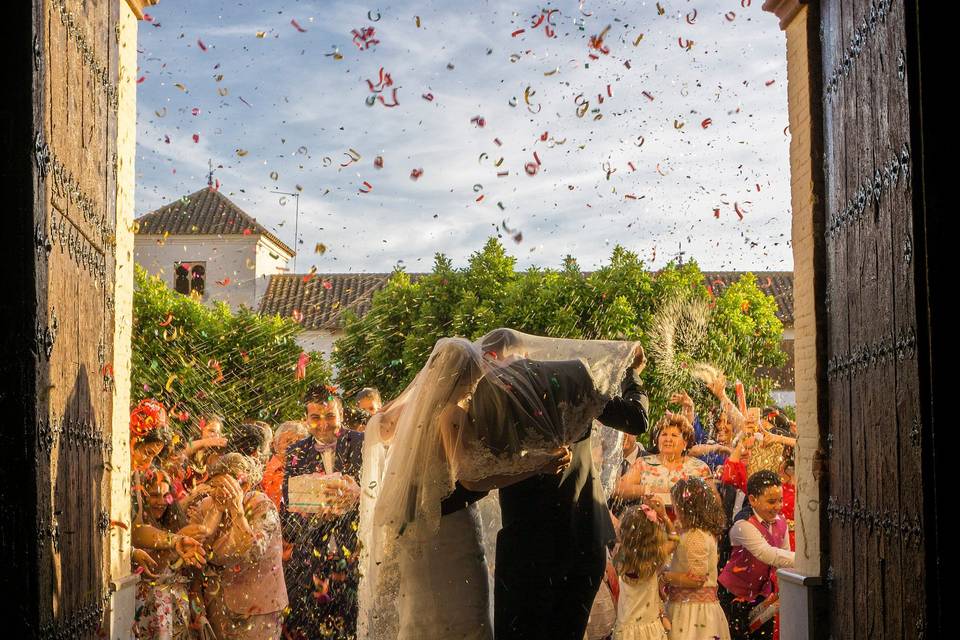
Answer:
333, 239, 787, 431
131, 266, 331, 433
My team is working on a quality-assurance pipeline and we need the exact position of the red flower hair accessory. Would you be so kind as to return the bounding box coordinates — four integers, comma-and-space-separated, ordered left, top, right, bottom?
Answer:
130, 398, 167, 441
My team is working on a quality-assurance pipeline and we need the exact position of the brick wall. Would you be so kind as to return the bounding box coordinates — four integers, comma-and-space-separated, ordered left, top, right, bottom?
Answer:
783, 5, 826, 578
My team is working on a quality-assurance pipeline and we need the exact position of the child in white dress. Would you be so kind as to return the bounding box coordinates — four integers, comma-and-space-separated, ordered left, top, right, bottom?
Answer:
663, 478, 731, 640
612, 504, 676, 640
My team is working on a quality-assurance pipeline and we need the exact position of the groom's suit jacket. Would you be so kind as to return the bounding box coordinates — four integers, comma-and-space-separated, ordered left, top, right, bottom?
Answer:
470, 359, 649, 573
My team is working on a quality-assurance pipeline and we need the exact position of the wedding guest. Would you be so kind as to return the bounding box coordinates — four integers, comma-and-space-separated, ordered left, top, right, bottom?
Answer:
663, 478, 730, 640
611, 503, 675, 640
230, 420, 274, 469
282, 389, 363, 640
718, 471, 794, 639
614, 414, 713, 516
132, 471, 209, 639
610, 433, 646, 517
356, 387, 382, 415
262, 421, 310, 509
690, 409, 734, 473
199, 453, 288, 639
186, 414, 228, 465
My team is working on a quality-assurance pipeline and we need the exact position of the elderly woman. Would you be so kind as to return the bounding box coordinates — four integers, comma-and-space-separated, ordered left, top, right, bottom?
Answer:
262, 421, 310, 509
613, 413, 713, 516
195, 453, 288, 640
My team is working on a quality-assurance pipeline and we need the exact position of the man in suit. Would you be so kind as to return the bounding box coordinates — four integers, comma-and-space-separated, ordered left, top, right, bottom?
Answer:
470, 345, 650, 640
282, 389, 364, 640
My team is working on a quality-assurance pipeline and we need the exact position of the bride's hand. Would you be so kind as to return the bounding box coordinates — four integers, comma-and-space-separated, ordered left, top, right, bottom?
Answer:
540, 447, 572, 475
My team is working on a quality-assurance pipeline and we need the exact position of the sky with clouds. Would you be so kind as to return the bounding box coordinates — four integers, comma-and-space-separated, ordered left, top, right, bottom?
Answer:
135, 0, 792, 274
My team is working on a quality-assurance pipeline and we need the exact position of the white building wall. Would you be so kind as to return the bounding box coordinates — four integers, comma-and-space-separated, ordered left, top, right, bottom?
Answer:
135, 235, 259, 308
255, 237, 292, 308
297, 329, 341, 357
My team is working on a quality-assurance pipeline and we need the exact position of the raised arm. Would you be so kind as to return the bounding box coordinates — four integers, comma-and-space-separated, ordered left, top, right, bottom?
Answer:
597, 349, 650, 436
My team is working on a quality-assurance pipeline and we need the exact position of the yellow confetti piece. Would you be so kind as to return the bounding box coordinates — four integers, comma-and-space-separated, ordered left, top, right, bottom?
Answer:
236, 148, 248, 157
174, 83, 187, 92
255, 31, 266, 38
165, 373, 177, 391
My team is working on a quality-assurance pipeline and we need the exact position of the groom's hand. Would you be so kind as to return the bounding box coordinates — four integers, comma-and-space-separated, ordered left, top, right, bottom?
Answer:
540, 447, 572, 475
630, 345, 646, 373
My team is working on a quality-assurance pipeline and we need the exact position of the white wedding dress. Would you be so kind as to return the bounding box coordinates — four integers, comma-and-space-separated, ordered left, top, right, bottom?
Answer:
395, 503, 492, 640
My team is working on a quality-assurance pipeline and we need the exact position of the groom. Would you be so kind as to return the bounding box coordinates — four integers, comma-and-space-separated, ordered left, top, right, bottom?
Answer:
471, 343, 650, 640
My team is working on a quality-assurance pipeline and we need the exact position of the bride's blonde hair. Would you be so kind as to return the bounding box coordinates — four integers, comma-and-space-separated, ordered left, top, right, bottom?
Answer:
613, 505, 668, 582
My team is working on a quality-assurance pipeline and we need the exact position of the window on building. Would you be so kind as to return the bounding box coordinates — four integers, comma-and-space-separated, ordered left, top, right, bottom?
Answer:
190, 264, 205, 296
174, 262, 206, 297
174, 264, 190, 295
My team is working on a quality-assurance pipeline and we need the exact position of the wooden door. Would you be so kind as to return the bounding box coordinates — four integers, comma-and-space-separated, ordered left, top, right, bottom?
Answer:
820, 0, 928, 637
3, 0, 119, 635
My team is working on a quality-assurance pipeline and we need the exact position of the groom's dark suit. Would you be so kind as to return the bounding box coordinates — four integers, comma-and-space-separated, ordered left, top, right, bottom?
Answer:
470, 358, 649, 640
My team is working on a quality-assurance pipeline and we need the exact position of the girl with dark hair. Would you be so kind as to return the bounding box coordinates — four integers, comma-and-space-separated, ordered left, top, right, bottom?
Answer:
663, 478, 730, 640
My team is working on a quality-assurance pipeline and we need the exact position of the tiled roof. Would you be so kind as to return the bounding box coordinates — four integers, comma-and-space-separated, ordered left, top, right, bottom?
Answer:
257, 273, 400, 330
259, 271, 795, 331
135, 187, 295, 256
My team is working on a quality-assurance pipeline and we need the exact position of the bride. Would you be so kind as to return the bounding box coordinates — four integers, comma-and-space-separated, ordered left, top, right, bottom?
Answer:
357, 329, 639, 640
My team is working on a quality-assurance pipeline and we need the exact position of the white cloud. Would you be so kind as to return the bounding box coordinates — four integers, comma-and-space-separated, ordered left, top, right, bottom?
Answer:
135, 0, 792, 274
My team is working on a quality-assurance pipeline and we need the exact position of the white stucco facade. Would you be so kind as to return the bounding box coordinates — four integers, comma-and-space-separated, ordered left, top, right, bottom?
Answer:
296, 329, 341, 358
135, 234, 290, 309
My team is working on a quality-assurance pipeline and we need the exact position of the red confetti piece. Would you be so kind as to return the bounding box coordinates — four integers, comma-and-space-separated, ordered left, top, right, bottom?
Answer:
540, 131, 549, 141
589, 25, 611, 55
642, 91, 654, 101
494, 138, 502, 146
377, 88, 400, 107
374, 156, 384, 169
191, 107, 201, 116
470, 115, 486, 127
290, 19, 307, 32
136, 76, 146, 84
322, 281, 333, 290
216, 278, 231, 286
701, 118, 713, 129
624, 194, 637, 200
685, 9, 698, 24
159, 313, 174, 327
533, 151, 541, 165
243, 228, 252, 235
192, 133, 200, 143
359, 181, 373, 193
678, 37, 694, 50
606, 84, 612, 98
497, 171, 509, 177
628, 161, 636, 172
725, 11, 737, 21
525, 162, 538, 176
756, 183, 762, 192
422, 93, 434, 101
741, 0, 751, 7
765, 79, 776, 86
734, 202, 745, 220
713, 208, 721, 219
351, 26, 379, 50
511, 29, 526, 37
410, 168, 423, 180
197, 39, 207, 51
476, 194, 485, 202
